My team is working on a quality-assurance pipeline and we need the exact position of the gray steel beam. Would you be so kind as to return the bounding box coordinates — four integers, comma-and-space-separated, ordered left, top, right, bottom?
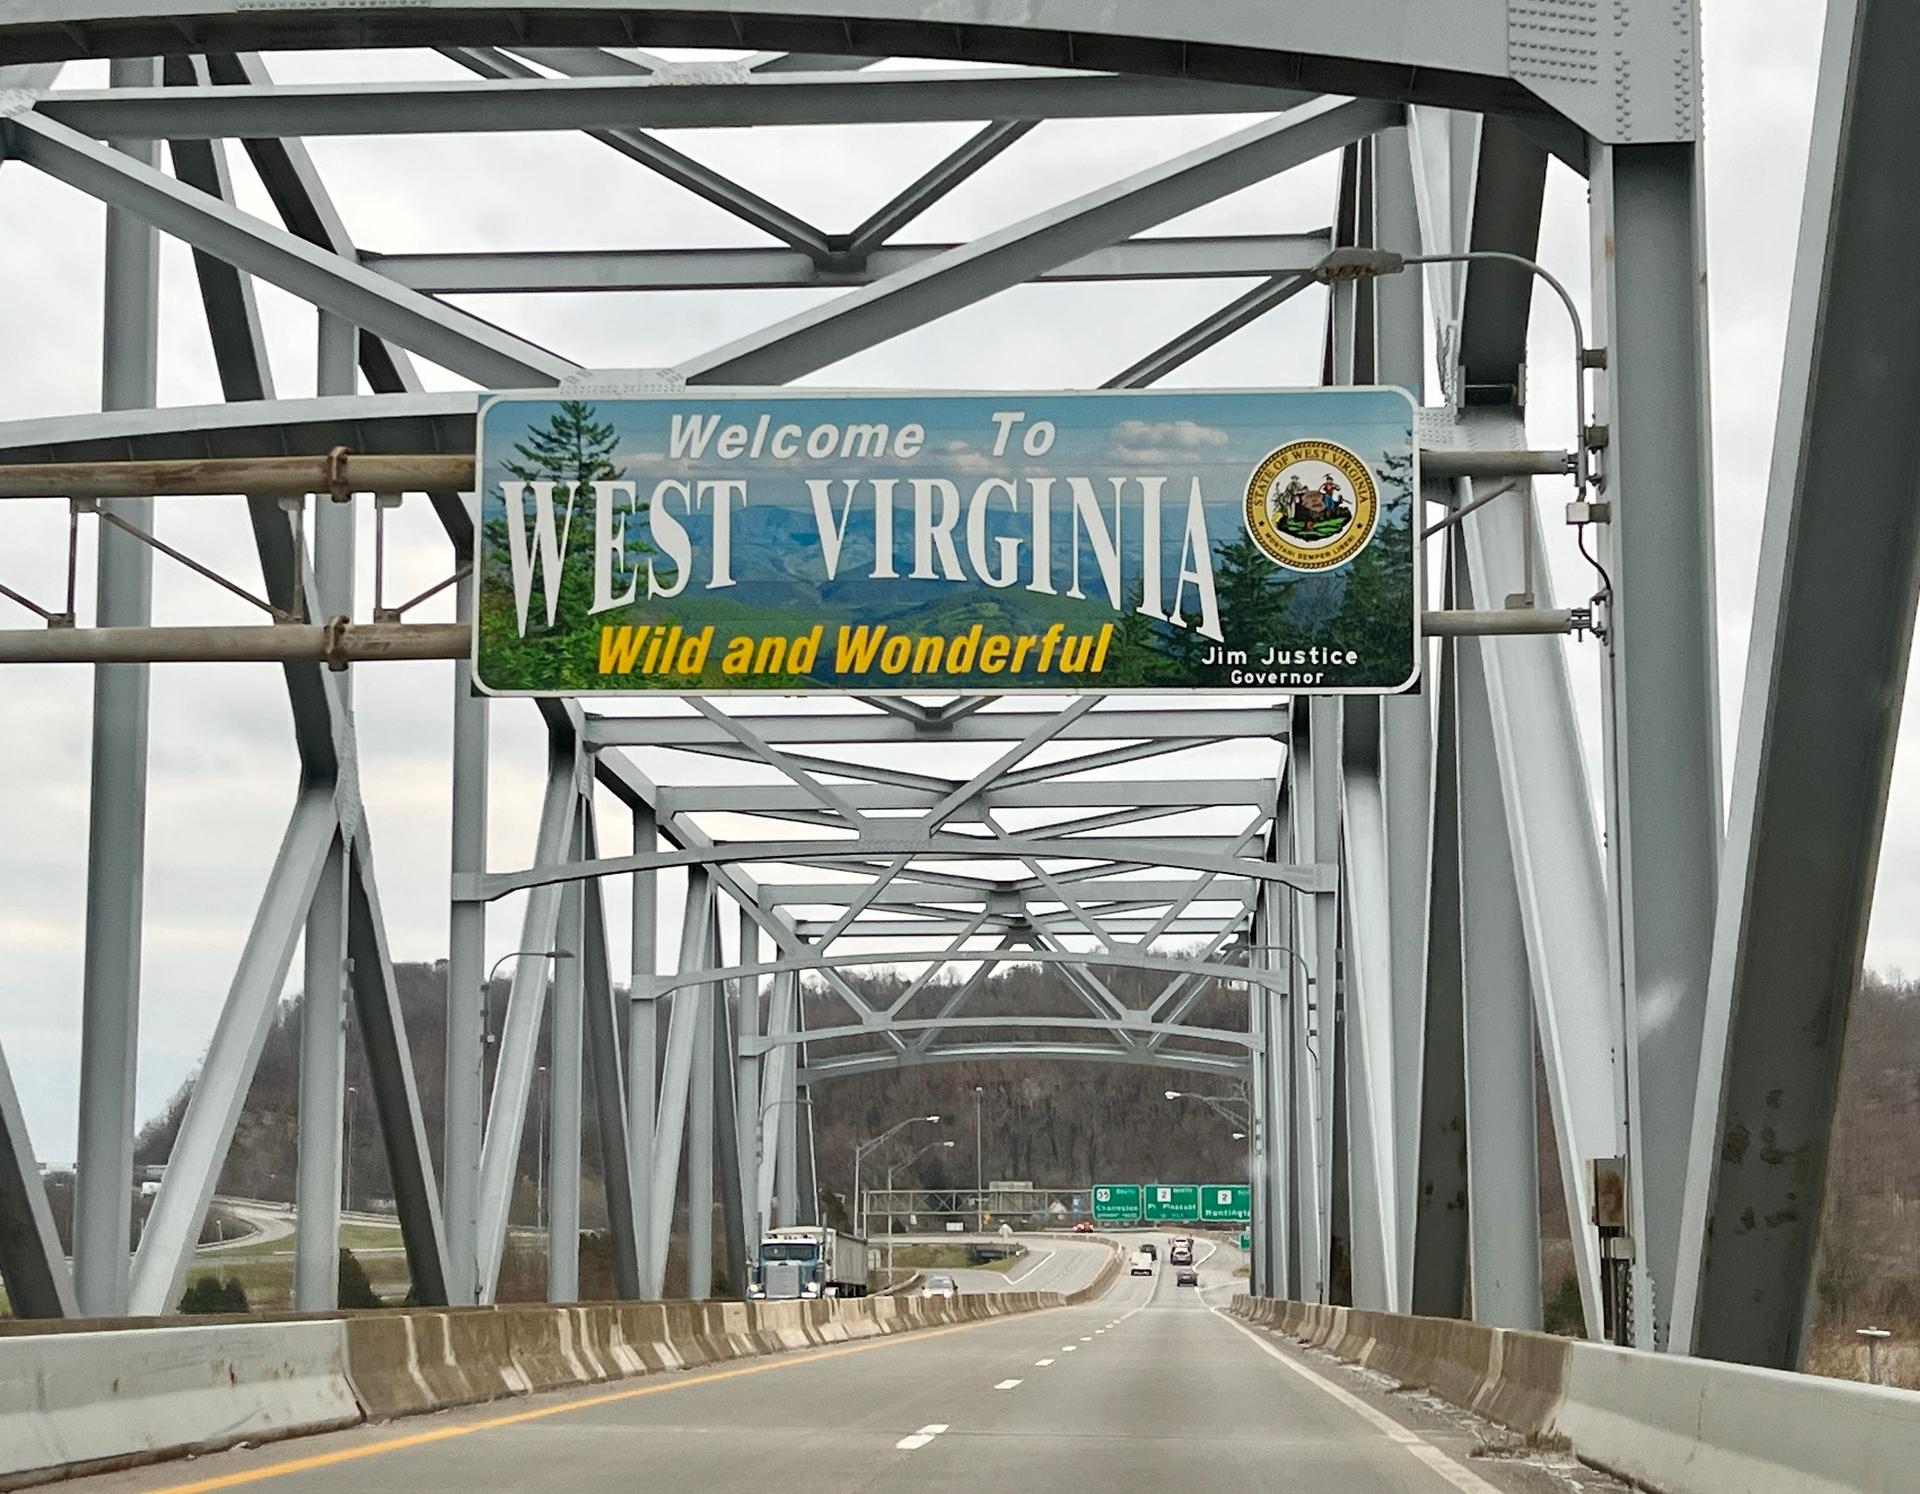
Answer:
547, 818, 586, 1302
629, 805, 659, 1295
661, 780, 1275, 813
474, 838, 1328, 901
37, 69, 1309, 139
128, 787, 337, 1315
798, 1045, 1249, 1084
0, 2, 1568, 126
0, 1041, 76, 1317
1339, 698, 1402, 1311
366, 232, 1335, 294
474, 743, 579, 1298
293, 831, 348, 1309
1410, 628, 1468, 1320
1591, 131, 1722, 1353
587, 707, 1288, 747
715, 964, 748, 1296
6, 109, 574, 388
733, 907, 763, 1254
1286, 714, 1328, 1303
1458, 447, 1619, 1341
442, 47, 835, 264
292, 309, 355, 1312
848, 120, 1037, 259
71, 55, 159, 1319
677, 97, 1399, 385
647, 871, 712, 1296
1104, 272, 1316, 389
1455, 555, 1543, 1331
583, 817, 644, 1297
444, 569, 490, 1304
344, 839, 453, 1306
1455, 119, 1547, 401
687, 911, 718, 1300
1674, 0, 1920, 1370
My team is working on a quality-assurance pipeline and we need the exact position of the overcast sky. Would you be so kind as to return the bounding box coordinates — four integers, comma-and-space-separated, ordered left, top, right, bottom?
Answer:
0, 1, 1877, 1166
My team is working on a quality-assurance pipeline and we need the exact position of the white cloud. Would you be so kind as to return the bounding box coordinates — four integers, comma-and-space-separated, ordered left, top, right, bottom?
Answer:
1109, 418, 1233, 464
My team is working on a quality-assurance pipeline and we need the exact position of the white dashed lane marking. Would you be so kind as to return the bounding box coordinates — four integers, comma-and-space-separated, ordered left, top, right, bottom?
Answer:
896, 1424, 950, 1452
1034, 1358, 1054, 1366
994, 1379, 1023, 1390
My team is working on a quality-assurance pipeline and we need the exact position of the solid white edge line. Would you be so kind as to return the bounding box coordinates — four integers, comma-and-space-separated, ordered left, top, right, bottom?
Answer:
1210, 1308, 1510, 1494
1006, 1248, 1054, 1285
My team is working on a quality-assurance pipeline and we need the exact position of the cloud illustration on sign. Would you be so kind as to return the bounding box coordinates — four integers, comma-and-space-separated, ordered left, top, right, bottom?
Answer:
1109, 419, 1232, 464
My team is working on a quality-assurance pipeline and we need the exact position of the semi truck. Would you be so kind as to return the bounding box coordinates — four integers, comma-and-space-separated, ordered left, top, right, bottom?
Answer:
747, 1225, 869, 1300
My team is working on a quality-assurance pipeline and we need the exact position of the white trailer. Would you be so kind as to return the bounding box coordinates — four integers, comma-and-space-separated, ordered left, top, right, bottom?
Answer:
748, 1225, 869, 1300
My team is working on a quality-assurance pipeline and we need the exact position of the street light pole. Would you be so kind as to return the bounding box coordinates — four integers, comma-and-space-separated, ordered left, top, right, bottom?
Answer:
481, 949, 574, 1104
535, 1064, 548, 1233
885, 1139, 956, 1281
974, 1086, 985, 1233
342, 1085, 356, 1214
753, 1094, 813, 1247
852, 1114, 941, 1245
1165, 1089, 1254, 1249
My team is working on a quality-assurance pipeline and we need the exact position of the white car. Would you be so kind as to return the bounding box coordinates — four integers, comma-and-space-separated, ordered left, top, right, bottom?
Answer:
1129, 1249, 1155, 1276
921, 1273, 958, 1299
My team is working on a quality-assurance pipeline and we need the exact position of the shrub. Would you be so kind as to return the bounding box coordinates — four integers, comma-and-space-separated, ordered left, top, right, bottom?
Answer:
338, 1248, 382, 1309
1543, 1272, 1584, 1337
178, 1275, 249, 1314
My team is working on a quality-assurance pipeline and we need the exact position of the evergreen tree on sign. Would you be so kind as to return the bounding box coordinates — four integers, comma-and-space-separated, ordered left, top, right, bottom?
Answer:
493, 400, 633, 643
505, 399, 623, 495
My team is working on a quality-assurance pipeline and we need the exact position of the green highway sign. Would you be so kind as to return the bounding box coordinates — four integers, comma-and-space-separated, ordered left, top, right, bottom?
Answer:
1144, 1184, 1200, 1222
1200, 1185, 1252, 1223
1091, 1184, 1142, 1223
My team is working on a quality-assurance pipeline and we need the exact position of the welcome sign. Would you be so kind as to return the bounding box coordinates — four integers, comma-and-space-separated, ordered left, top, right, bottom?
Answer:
473, 388, 1418, 696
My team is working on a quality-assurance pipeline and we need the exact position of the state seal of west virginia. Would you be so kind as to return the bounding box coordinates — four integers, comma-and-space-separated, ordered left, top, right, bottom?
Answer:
1243, 440, 1380, 572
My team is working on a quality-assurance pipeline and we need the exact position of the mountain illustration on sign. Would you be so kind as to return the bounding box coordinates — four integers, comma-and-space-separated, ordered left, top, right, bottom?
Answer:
1273, 470, 1355, 545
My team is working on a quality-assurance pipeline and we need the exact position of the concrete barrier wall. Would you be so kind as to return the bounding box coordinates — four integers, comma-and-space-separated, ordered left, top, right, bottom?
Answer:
0, 1243, 1131, 1489
0, 1320, 362, 1488
1230, 1294, 1920, 1494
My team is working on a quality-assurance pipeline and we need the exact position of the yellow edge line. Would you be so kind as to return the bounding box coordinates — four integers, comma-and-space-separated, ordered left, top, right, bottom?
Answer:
143, 1315, 1011, 1494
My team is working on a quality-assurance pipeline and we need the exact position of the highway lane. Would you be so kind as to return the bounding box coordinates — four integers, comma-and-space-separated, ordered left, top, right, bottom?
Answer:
68, 1233, 1603, 1494
914, 1231, 1114, 1295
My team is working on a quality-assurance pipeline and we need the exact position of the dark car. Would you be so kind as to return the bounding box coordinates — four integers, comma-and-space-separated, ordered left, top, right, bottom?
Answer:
1141, 1242, 1158, 1259
1176, 1266, 1199, 1287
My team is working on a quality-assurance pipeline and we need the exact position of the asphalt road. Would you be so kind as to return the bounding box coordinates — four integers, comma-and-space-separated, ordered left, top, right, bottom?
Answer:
69, 1234, 1616, 1494
895, 1231, 1115, 1294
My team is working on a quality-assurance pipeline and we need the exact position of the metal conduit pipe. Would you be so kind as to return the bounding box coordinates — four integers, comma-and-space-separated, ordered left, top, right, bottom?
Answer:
0, 447, 1573, 499
0, 609, 1580, 664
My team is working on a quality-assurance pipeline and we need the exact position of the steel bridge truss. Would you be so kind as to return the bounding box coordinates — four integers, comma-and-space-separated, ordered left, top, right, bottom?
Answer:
0, 0, 1896, 1377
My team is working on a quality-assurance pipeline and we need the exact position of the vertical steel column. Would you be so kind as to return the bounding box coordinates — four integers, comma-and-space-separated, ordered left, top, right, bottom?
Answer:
734, 905, 763, 1245
1411, 629, 1470, 1319
1311, 698, 1343, 1300
1591, 125, 1722, 1348
1339, 697, 1401, 1310
546, 812, 586, 1302
444, 566, 490, 1304
1260, 819, 1294, 1300
1246, 906, 1268, 1300
757, 970, 796, 1228
1290, 702, 1336, 1298
474, 741, 578, 1299
1375, 124, 1431, 1306
579, 814, 641, 1298
687, 911, 717, 1300
629, 805, 658, 1294
1456, 547, 1544, 1329
775, 976, 801, 1229
1675, 0, 1920, 1369
292, 311, 355, 1311
647, 871, 711, 1295
72, 55, 160, 1317
0, 1042, 76, 1317
714, 923, 747, 1295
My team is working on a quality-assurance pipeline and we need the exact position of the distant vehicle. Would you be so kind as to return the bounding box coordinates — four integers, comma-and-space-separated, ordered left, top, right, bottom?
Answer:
1176, 1266, 1199, 1288
1072, 1221, 1095, 1233
1169, 1239, 1193, 1266
1130, 1248, 1155, 1277
922, 1273, 958, 1300
748, 1225, 868, 1301
1140, 1242, 1158, 1259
